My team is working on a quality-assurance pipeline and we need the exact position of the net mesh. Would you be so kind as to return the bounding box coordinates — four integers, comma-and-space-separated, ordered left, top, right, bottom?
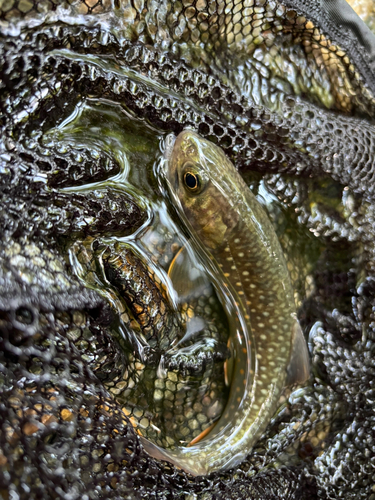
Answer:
1, 1, 375, 499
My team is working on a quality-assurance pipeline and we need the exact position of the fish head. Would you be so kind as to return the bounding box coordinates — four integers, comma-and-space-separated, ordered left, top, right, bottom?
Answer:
164, 130, 240, 250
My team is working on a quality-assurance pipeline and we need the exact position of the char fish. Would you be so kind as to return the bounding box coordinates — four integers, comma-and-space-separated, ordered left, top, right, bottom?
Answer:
140, 130, 310, 476
70, 235, 230, 449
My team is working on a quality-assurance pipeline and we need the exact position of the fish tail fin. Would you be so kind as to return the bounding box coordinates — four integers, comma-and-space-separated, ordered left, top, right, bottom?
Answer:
139, 436, 207, 476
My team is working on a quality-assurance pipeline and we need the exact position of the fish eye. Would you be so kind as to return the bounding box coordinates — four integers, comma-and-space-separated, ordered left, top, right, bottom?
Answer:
183, 171, 200, 192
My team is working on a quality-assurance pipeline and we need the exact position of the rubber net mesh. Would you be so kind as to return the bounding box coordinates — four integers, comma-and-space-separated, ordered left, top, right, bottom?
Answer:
1, 1, 375, 499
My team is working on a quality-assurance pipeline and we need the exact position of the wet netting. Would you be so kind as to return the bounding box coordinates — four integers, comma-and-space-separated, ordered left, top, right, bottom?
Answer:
1, 0, 375, 499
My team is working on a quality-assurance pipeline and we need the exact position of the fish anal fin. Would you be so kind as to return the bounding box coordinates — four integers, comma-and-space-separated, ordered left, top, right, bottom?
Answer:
285, 319, 310, 386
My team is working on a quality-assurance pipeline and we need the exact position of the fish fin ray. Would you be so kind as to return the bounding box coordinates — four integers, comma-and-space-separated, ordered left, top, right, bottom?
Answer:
168, 244, 210, 302
285, 318, 310, 386
139, 436, 206, 476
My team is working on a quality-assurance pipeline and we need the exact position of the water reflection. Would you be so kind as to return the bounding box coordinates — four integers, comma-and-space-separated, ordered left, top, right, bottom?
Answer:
47, 96, 355, 473
54, 99, 230, 450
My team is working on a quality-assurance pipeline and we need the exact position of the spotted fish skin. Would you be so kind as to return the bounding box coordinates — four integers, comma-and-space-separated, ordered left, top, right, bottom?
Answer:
142, 130, 310, 475
70, 236, 229, 449
70, 237, 179, 356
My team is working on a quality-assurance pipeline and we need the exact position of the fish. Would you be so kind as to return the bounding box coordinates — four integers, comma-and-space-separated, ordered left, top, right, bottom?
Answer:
140, 130, 310, 476
70, 235, 230, 449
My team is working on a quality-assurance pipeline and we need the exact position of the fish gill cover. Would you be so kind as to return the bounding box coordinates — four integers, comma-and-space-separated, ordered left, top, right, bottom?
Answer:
0, 0, 375, 499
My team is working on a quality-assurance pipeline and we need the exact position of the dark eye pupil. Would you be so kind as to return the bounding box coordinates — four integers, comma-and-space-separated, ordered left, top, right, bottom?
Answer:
185, 172, 198, 190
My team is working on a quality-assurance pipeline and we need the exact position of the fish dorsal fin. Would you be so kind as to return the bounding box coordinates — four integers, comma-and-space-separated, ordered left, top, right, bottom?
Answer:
168, 244, 209, 303
285, 318, 310, 386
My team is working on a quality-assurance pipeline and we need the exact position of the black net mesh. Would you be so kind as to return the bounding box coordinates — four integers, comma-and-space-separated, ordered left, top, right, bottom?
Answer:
1, 0, 375, 499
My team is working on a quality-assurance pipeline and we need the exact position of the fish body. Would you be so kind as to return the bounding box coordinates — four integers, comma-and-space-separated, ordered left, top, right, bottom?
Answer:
141, 130, 310, 475
70, 235, 229, 449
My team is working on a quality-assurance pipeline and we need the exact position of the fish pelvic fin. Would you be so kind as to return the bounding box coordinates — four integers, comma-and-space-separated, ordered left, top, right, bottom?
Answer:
285, 316, 310, 386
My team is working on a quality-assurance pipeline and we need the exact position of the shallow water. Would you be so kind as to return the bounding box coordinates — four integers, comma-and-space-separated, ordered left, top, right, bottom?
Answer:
1, 0, 375, 495
41, 90, 358, 464
49, 97, 234, 449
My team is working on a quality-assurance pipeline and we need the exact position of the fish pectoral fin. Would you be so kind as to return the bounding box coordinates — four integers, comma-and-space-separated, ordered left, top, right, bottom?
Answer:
168, 244, 210, 302
285, 319, 310, 386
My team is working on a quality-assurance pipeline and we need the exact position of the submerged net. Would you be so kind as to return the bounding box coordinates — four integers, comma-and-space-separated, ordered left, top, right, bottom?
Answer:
1, 0, 375, 499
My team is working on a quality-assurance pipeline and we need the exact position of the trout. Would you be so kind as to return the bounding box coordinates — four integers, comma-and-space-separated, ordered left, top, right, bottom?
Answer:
140, 130, 310, 475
